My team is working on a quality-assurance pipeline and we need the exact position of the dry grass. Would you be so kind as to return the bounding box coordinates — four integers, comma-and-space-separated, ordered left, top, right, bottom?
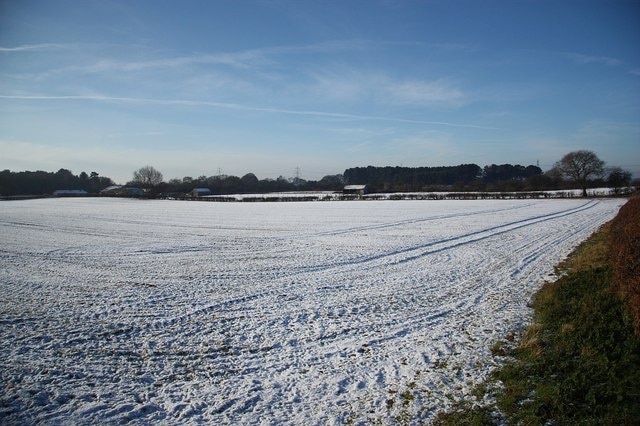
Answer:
557, 222, 611, 274
435, 198, 640, 425
518, 322, 544, 358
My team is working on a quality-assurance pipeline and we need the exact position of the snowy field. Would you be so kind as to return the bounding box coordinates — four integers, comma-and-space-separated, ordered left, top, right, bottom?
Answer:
0, 198, 625, 424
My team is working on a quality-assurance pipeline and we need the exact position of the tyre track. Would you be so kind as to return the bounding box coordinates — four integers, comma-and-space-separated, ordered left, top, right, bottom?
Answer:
109, 201, 603, 381
313, 201, 537, 237
0, 200, 601, 350
0, 198, 625, 425
102, 200, 597, 339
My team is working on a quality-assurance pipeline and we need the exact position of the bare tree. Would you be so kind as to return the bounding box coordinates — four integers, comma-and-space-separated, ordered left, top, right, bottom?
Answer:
132, 165, 163, 188
553, 150, 605, 196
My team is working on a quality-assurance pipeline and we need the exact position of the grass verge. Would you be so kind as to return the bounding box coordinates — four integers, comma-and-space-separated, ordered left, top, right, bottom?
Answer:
435, 216, 640, 425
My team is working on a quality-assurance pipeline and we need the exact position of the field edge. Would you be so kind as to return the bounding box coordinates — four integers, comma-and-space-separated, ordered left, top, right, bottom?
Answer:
434, 201, 640, 425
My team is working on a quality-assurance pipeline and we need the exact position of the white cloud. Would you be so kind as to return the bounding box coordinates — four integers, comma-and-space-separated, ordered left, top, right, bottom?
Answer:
307, 70, 467, 107
44, 40, 375, 76
260, 38, 378, 55
0, 94, 497, 129
380, 78, 465, 106
43, 52, 260, 78
0, 43, 65, 52
328, 126, 394, 138
566, 53, 622, 67
4, 39, 469, 114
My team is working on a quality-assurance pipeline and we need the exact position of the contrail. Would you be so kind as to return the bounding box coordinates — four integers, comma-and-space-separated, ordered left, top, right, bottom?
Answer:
0, 43, 65, 52
0, 94, 501, 130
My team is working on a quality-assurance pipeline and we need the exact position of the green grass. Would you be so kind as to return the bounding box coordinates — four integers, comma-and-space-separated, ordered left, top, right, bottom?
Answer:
435, 223, 640, 425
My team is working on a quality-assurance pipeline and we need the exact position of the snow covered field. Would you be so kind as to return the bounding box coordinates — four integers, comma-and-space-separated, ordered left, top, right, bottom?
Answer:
0, 198, 625, 424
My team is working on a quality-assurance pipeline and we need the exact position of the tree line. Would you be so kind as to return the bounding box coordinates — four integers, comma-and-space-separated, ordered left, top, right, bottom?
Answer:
0, 169, 114, 197
135, 151, 631, 196
342, 163, 545, 192
155, 171, 345, 196
342, 151, 632, 194
1, 151, 634, 197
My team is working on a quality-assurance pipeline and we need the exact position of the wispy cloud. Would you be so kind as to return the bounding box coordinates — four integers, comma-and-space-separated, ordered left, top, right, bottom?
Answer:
0, 94, 497, 130
381, 78, 465, 106
261, 38, 377, 55
566, 52, 622, 67
49, 39, 375, 75
0, 43, 65, 52
307, 70, 467, 107
5, 39, 469, 111
106, 131, 164, 139
53, 51, 262, 75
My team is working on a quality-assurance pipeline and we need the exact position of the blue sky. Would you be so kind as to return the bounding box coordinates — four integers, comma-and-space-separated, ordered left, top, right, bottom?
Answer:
1, 0, 639, 184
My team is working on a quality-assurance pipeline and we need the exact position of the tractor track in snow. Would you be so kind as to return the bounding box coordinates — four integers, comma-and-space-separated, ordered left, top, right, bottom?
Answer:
63, 201, 600, 342
0, 197, 625, 425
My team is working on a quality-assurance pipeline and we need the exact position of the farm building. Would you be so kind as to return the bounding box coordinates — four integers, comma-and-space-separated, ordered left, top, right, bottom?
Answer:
100, 186, 145, 197
190, 188, 213, 197
343, 185, 368, 196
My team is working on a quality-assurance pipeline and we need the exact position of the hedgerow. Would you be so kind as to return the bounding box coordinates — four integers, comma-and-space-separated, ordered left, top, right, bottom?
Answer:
610, 197, 640, 336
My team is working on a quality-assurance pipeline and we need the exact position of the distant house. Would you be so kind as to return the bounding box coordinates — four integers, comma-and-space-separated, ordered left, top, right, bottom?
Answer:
125, 187, 145, 197
100, 185, 122, 195
99, 186, 145, 197
53, 189, 88, 197
190, 188, 212, 198
343, 185, 368, 196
